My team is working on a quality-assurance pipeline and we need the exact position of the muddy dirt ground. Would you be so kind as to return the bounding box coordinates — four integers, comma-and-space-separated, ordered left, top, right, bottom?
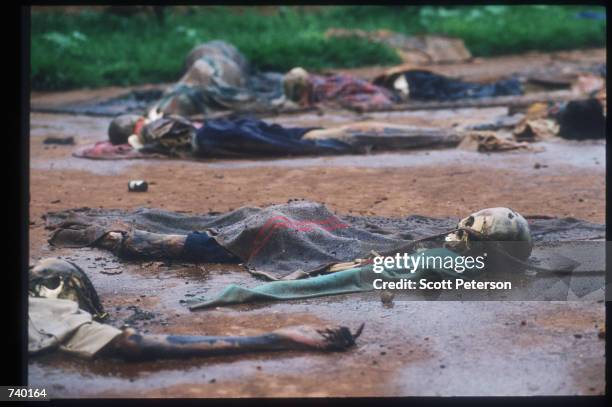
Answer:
28, 51, 606, 397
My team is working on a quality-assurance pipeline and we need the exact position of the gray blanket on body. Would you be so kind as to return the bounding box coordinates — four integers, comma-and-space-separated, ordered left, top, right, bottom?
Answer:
44, 200, 605, 280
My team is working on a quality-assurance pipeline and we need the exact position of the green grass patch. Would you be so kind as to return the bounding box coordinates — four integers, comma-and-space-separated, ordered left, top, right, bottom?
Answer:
31, 5, 606, 90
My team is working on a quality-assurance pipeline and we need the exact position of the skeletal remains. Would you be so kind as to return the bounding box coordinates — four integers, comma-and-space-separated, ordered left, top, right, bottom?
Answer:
29, 259, 364, 361
444, 207, 592, 274
29, 207, 562, 361
445, 207, 533, 261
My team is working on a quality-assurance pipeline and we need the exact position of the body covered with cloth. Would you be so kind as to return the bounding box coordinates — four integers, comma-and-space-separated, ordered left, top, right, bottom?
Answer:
45, 201, 604, 281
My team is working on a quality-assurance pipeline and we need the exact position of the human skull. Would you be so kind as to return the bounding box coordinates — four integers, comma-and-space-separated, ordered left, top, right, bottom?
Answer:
393, 74, 409, 99
108, 114, 142, 145
283, 67, 312, 105
445, 207, 533, 261
29, 258, 107, 319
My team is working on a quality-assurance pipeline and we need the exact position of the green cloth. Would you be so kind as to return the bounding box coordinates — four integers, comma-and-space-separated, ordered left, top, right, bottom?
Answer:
188, 248, 465, 310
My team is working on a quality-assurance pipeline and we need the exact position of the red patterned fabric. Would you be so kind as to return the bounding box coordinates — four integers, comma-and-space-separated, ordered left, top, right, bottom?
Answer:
73, 141, 152, 160
309, 73, 398, 110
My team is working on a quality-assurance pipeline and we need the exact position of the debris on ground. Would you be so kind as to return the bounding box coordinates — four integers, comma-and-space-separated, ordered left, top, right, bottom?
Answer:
458, 131, 531, 152
513, 119, 559, 142
100, 266, 123, 275
556, 98, 606, 140
128, 180, 149, 192
43, 136, 75, 145
380, 290, 395, 307
124, 305, 156, 325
